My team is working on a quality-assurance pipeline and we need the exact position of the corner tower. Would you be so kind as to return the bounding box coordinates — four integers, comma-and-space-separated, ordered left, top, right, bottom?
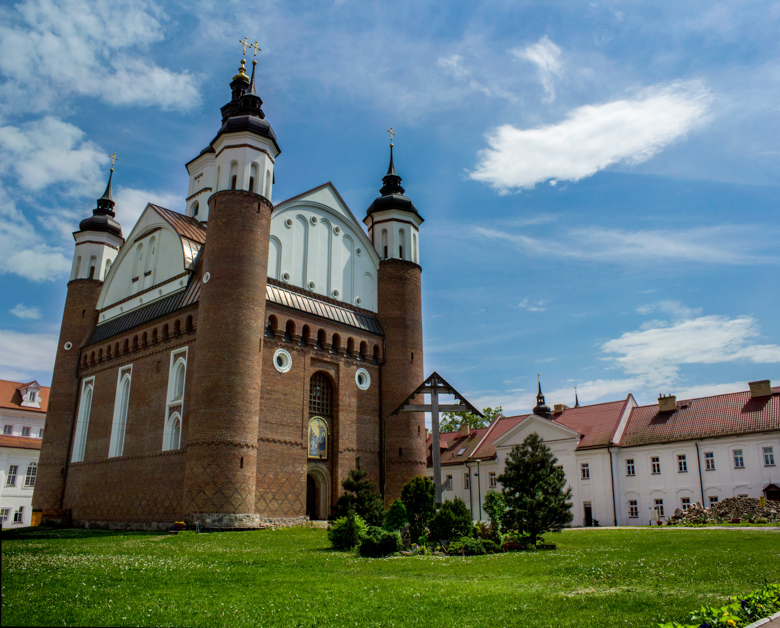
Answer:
182, 51, 279, 527
364, 137, 425, 505
33, 168, 124, 523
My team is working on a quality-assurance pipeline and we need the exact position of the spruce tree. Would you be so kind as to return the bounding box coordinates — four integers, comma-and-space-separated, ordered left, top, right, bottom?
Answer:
498, 433, 573, 546
400, 476, 436, 543
333, 456, 385, 526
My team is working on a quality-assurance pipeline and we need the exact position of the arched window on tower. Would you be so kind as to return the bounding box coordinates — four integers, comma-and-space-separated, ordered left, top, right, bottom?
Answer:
191, 201, 199, 218
264, 169, 272, 198
104, 258, 112, 280
381, 229, 388, 259
250, 163, 259, 193
412, 232, 418, 264
229, 161, 238, 190
88, 255, 97, 279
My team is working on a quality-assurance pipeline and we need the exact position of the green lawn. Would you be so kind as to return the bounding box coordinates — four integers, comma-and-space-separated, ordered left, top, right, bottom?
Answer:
2, 526, 778, 628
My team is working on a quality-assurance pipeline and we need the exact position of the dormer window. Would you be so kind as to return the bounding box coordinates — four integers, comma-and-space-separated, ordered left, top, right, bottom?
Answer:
18, 383, 42, 409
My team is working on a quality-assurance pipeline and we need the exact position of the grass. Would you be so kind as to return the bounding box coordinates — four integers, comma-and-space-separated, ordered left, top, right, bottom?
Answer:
2, 526, 779, 627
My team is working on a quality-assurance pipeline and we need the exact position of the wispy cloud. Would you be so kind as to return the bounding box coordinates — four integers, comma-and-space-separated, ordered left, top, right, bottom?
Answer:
475, 225, 779, 266
518, 298, 548, 312
511, 36, 563, 103
10, 304, 42, 320
0, 329, 57, 382
0, 0, 200, 114
470, 80, 713, 192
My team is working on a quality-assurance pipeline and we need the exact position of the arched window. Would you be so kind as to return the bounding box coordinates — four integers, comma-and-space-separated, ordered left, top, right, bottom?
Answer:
104, 258, 112, 279
372, 344, 380, 364
309, 372, 333, 418
151, 328, 158, 344
301, 325, 311, 347
264, 169, 272, 198
399, 228, 405, 260
316, 329, 326, 350
215, 166, 221, 191
186, 316, 193, 333
109, 367, 132, 457
331, 333, 341, 355
164, 412, 182, 451
72, 255, 82, 280
131, 243, 143, 285
284, 320, 296, 342
412, 232, 418, 263
171, 359, 186, 401
381, 229, 388, 259
230, 175, 237, 190
359, 341, 368, 361
72, 378, 94, 462
250, 163, 259, 193
191, 201, 199, 217
347, 338, 355, 357
88, 255, 97, 279
174, 320, 181, 337
163, 348, 187, 451
24, 462, 37, 487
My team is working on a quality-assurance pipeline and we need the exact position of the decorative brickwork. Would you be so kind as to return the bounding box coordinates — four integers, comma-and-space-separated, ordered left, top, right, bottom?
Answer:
33, 279, 103, 518
377, 259, 426, 505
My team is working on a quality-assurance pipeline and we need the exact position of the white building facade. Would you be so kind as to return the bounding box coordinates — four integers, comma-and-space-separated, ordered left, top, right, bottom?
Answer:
428, 381, 780, 526
1, 380, 48, 528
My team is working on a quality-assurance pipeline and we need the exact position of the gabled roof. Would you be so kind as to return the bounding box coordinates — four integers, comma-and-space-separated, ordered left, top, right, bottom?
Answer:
0, 380, 49, 414
618, 387, 780, 447
552, 398, 629, 450
426, 427, 492, 466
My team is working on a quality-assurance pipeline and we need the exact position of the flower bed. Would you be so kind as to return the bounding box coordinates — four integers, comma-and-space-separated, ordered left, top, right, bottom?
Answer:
659, 584, 780, 628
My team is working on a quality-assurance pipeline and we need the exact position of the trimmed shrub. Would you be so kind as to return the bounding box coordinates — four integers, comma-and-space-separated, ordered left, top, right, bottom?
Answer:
328, 511, 367, 551
358, 526, 402, 558
384, 499, 408, 532
333, 457, 385, 526
429, 498, 473, 542
448, 536, 486, 556
481, 539, 500, 554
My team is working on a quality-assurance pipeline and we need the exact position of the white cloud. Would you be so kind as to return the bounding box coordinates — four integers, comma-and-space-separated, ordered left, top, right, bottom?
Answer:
0, 329, 58, 382
0, 117, 107, 194
470, 81, 713, 192
673, 381, 749, 400
474, 224, 779, 266
0, 0, 199, 114
636, 300, 702, 320
518, 298, 548, 312
512, 36, 563, 103
10, 304, 42, 320
113, 186, 185, 229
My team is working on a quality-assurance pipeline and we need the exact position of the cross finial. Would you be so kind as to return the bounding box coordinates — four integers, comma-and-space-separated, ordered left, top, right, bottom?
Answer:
250, 41, 261, 57
239, 37, 250, 56
537, 373, 540, 382
109, 152, 118, 171
387, 126, 395, 147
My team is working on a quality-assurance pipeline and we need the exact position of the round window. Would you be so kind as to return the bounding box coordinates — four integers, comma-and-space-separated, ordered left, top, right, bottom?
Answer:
273, 348, 292, 373
203, 272, 211, 284
356, 247, 362, 256
332, 289, 340, 298
333, 226, 341, 235
355, 368, 370, 390
307, 281, 316, 290
310, 216, 318, 225
64, 342, 73, 351
282, 272, 291, 282
285, 218, 293, 228
354, 297, 362, 306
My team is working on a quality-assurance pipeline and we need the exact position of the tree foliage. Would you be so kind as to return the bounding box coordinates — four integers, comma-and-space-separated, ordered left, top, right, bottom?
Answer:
333, 456, 384, 526
328, 509, 367, 550
400, 476, 436, 544
482, 490, 507, 533
498, 433, 573, 546
429, 497, 474, 542
439, 406, 503, 433
383, 499, 408, 532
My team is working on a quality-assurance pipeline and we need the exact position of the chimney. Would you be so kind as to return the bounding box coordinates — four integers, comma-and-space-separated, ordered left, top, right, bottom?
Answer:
460, 422, 470, 438
553, 403, 569, 413
749, 380, 772, 398
658, 394, 677, 412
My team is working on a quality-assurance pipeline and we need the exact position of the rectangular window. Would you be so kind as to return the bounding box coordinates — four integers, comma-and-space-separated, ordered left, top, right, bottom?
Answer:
464, 472, 470, 489
681, 497, 691, 510
764, 447, 775, 467
13, 507, 24, 523
581, 463, 590, 479
109, 366, 133, 458
6, 465, 17, 486
24, 463, 37, 487
733, 449, 744, 469
21, 427, 30, 437
2, 425, 12, 435
628, 500, 638, 518
445, 474, 453, 491
651, 457, 661, 474
704, 452, 715, 470
709, 495, 719, 506
0, 508, 10, 523
654, 499, 664, 517
677, 454, 687, 472
38, 428, 43, 438
626, 459, 635, 476
488, 472, 497, 488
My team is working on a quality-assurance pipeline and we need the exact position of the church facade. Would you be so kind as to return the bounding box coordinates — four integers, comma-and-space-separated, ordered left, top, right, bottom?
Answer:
32, 57, 426, 529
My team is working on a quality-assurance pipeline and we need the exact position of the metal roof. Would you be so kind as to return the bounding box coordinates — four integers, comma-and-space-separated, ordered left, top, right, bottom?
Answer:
89, 289, 190, 344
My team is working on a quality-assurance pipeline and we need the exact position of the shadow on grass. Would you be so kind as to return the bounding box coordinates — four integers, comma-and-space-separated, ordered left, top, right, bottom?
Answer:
0, 526, 162, 541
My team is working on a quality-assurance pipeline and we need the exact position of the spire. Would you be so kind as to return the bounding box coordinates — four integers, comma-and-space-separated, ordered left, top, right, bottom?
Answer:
78, 159, 122, 237
249, 59, 257, 96
380, 142, 405, 196
574, 386, 580, 408
533, 374, 552, 419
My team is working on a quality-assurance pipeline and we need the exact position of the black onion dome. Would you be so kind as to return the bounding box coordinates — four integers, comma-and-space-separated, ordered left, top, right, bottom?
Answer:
78, 170, 123, 237
365, 145, 422, 220
208, 58, 281, 154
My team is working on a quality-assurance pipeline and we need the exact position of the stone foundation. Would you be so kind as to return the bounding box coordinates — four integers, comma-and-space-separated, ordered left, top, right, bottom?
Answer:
190, 513, 310, 530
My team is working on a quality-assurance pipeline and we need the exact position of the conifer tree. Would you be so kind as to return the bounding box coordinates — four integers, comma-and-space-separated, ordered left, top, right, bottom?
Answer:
498, 433, 573, 546
400, 476, 436, 543
333, 456, 385, 526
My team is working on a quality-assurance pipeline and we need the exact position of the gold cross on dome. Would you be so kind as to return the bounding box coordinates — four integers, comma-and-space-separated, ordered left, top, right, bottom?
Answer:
250, 41, 261, 57
239, 37, 250, 56
387, 127, 395, 145
109, 152, 118, 168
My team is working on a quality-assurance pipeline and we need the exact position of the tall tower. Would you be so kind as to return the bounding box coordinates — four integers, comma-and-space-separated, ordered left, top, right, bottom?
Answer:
183, 51, 280, 528
364, 136, 425, 505
33, 168, 124, 522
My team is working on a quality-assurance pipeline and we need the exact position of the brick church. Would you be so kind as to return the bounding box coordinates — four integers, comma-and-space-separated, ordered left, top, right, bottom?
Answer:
32, 54, 426, 529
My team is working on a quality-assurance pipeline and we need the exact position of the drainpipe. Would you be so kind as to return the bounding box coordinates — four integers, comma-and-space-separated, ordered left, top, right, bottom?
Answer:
695, 441, 705, 505
474, 459, 483, 522
608, 444, 617, 527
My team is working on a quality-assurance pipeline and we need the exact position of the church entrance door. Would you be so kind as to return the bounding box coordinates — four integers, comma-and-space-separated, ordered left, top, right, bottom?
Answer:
306, 474, 317, 520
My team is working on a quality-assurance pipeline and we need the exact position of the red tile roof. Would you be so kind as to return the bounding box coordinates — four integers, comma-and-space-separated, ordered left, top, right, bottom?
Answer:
618, 387, 780, 447
426, 427, 491, 466
0, 380, 49, 414
472, 415, 528, 459
0, 434, 43, 450
552, 398, 629, 450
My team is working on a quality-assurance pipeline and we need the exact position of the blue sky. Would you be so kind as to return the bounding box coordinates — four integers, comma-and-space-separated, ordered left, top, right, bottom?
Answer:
1, 0, 778, 414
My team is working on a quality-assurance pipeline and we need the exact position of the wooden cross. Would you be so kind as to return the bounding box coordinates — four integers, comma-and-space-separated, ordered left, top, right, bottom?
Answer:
250, 41, 261, 57
387, 127, 395, 145
109, 152, 118, 169
239, 37, 250, 56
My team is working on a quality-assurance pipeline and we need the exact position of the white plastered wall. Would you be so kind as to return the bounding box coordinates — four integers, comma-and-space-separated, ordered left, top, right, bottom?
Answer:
71, 232, 122, 281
